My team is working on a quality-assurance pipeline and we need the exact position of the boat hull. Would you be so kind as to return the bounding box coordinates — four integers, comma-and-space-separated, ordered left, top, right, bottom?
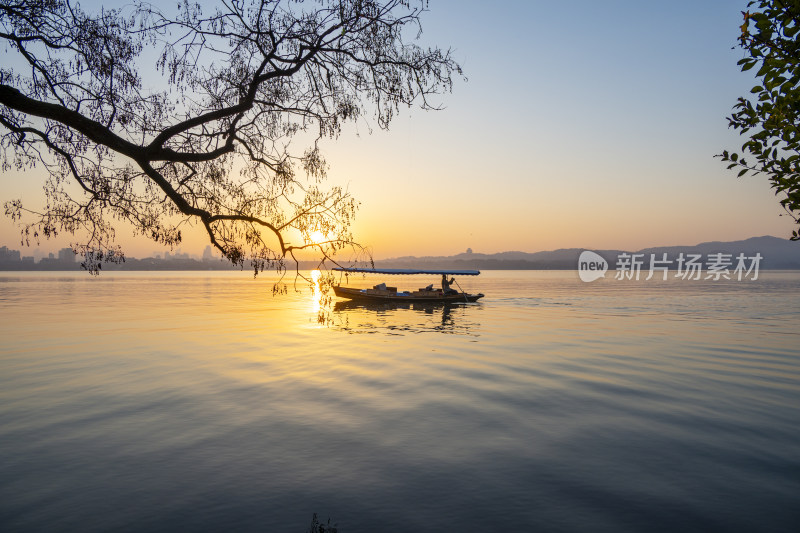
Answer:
333, 286, 484, 303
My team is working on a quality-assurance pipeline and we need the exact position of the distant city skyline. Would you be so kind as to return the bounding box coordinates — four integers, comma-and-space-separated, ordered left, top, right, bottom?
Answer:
0, 244, 217, 263
0, 245, 77, 264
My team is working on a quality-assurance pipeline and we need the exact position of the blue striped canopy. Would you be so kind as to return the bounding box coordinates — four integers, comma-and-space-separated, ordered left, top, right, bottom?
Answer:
332, 267, 480, 276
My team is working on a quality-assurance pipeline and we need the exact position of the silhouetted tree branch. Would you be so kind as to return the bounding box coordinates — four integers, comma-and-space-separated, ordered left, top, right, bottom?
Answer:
0, 0, 461, 273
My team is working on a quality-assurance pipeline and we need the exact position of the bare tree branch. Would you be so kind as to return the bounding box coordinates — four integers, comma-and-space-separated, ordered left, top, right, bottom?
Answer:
0, 0, 462, 274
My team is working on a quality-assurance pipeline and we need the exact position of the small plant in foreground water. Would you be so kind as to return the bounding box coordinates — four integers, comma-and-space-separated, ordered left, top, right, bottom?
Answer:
307, 513, 338, 533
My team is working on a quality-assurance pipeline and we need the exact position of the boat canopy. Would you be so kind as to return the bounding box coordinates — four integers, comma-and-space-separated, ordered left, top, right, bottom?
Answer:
332, 267, 480, 276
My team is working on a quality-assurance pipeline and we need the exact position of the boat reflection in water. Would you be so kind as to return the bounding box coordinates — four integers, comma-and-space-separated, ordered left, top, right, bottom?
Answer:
329, 298, 483, 336
322, 267, 485, 335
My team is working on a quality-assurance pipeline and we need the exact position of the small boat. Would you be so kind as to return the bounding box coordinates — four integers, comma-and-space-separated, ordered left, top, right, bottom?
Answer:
331, 267, 484, 303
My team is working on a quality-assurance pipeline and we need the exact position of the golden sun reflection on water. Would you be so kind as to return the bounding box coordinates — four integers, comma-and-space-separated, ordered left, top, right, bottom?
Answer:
310, 269, 322, 315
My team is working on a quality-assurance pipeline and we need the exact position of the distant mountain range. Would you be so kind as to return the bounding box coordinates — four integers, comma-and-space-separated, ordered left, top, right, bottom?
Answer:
2, 236, 799, 271
375, 236, 800, 270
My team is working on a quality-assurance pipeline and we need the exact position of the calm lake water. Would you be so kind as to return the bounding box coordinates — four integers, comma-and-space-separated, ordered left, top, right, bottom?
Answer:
1, 270, 798, 532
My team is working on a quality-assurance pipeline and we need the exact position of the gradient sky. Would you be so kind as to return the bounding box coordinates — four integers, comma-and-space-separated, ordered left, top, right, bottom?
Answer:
1, 0, 795, 259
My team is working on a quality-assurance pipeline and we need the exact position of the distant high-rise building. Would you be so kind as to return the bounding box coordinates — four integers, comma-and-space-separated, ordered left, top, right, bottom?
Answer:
0, 246, 21, 262
58, 248, 75, 262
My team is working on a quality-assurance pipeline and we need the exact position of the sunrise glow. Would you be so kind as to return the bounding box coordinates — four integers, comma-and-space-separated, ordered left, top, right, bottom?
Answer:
1, 2, 799, 532
308, 230, 327, 245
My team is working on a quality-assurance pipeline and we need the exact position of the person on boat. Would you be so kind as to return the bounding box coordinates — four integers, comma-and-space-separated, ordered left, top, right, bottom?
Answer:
441, 274, 457, 295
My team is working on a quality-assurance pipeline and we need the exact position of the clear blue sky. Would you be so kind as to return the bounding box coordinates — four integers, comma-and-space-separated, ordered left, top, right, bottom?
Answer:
329, 0, 794, 258
1, 0, 794, 258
